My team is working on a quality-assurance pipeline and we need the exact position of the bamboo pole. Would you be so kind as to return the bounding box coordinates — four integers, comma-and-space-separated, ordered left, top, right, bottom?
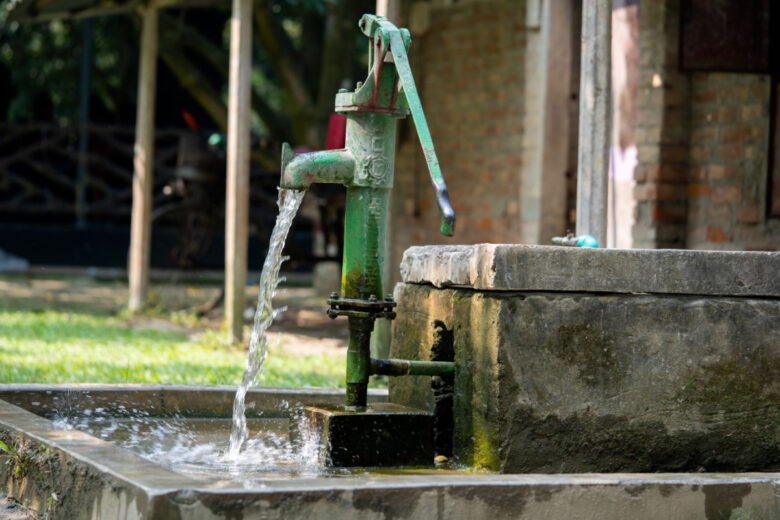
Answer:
576, 0, 612, 247
224, 0, 253, 343
128, 1, 158, 311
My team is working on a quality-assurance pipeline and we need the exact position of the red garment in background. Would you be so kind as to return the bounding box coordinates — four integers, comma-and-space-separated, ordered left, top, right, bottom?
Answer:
324, 113, 347, 150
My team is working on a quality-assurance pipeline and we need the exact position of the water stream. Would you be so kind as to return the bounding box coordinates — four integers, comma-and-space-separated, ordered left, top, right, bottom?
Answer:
50, 188, 317, 481
46, 187, 458, 479
228, 187, 305, 459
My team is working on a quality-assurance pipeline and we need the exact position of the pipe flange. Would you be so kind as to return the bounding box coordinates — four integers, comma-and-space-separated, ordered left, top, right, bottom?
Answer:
326, 294, 397, 321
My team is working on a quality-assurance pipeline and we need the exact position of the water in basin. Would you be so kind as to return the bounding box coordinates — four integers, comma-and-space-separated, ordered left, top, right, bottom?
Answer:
49, 408, 463, 483
51, 409, 332, 481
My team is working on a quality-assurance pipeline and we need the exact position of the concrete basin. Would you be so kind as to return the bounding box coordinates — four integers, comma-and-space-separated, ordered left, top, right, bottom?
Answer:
392, 245, 780, 474
0, 384, 778, 519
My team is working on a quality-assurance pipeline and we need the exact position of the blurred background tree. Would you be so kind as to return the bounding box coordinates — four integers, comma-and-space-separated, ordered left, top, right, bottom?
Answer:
0, 0, 373, 156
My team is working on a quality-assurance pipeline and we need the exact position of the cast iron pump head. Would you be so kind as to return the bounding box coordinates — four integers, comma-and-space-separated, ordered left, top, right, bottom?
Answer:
280, 14, 455, 407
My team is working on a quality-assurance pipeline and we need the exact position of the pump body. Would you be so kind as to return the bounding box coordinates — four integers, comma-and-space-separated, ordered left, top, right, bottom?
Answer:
280, 15, 455, 407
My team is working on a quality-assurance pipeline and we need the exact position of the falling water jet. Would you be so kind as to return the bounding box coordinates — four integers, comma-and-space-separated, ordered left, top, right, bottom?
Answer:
228, 187, 305, 459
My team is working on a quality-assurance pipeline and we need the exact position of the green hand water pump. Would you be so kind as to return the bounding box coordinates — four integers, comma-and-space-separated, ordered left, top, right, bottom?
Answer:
280, 14, 455, 407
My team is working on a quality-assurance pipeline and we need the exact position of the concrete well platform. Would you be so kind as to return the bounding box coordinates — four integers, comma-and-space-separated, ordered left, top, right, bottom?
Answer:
0, 385, 778, 519
391, 245, 780, 473
294, 403, 433, 467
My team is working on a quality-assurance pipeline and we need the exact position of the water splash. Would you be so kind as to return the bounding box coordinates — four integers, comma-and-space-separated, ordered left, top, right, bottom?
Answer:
228, 188, 305, 459
51, 410, 330, 482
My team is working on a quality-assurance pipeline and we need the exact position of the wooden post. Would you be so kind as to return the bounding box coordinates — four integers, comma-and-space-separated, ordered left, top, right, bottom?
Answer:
376, 0, 401, 22
224, 0, 253, 343
520, 0, 573, 244
128, 1, 158, 311
576, 0, 611, 247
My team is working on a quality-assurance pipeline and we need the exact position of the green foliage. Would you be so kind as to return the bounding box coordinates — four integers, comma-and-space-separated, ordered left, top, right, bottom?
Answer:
0, 441, 11, 455
0, 439, 30, 478
0, 0, 371, 146
0, 17, 78, 123
0, 308, 346, 388
0, 11, 137, 124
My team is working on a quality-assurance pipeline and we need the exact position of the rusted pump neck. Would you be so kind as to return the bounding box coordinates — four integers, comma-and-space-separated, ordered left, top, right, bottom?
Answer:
280, 14, 455, 407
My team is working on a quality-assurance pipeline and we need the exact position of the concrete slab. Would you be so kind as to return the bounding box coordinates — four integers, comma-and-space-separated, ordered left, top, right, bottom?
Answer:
400, 244, 780, 296
294, 403, 433, 467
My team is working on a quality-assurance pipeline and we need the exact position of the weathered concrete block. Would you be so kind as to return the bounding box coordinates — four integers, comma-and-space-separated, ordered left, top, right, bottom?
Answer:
390, 282, 780, 473
400, 245, 780, 296
293, 403, 433, 467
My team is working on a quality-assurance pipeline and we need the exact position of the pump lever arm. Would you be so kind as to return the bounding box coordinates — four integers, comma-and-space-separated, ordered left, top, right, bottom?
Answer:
387, 24, 456, 237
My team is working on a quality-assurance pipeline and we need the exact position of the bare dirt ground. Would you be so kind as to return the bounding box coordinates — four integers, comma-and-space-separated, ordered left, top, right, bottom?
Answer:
0, 271, 348, 355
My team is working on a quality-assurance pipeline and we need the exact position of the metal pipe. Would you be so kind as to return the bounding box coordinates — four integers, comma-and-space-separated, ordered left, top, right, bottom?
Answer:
346, 317, 374, 407
370, 358, 455, 377
280, 145, 355, 189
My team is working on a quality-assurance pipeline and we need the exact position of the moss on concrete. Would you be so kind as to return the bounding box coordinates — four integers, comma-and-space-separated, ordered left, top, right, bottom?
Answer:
543, 321, 627, 388
678, 352, 780, 414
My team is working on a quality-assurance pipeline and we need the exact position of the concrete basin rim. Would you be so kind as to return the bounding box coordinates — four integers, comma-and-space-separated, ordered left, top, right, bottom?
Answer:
400, 281, 780, 302
0, 399, 201, 491
404, 243, 780, 256
2, 397, 780, 495
172, 473, 780, 493
0, 383, 389, 396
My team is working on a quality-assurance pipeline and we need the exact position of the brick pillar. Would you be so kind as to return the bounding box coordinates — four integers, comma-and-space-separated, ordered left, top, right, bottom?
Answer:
633, 0, 689, 248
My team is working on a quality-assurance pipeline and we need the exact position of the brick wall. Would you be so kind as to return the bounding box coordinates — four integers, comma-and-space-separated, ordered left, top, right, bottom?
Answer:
633, 0, 690, 249
634, 0, 780, 251
390, 0, 527, 276
685, 73, 780, 250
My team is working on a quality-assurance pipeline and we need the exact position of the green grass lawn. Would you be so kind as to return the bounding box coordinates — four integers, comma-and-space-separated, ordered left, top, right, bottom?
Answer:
0, 308, 345, 388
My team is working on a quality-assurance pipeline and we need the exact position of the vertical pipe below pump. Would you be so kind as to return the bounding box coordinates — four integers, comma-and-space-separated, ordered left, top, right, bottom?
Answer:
342, 186, 389, 407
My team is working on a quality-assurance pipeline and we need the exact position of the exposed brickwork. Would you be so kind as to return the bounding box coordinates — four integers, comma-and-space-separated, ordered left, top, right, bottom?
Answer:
388, 0, 780, 268
634, 0, 780, 251
685, 73, 779, 250
390, 0, 527, 276
633, 0, 689, 248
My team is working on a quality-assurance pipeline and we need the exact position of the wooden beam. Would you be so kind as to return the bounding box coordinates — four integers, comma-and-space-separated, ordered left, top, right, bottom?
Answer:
576, 0, 611, 247
128, 0, 158, 311
224, 0, 253, 343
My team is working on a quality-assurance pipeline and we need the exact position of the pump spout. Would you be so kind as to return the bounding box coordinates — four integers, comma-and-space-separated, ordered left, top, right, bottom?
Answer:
280, 143, 355, 190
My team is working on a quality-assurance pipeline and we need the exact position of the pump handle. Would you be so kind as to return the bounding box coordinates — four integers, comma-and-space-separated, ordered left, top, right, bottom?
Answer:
360, 14, 456, 237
